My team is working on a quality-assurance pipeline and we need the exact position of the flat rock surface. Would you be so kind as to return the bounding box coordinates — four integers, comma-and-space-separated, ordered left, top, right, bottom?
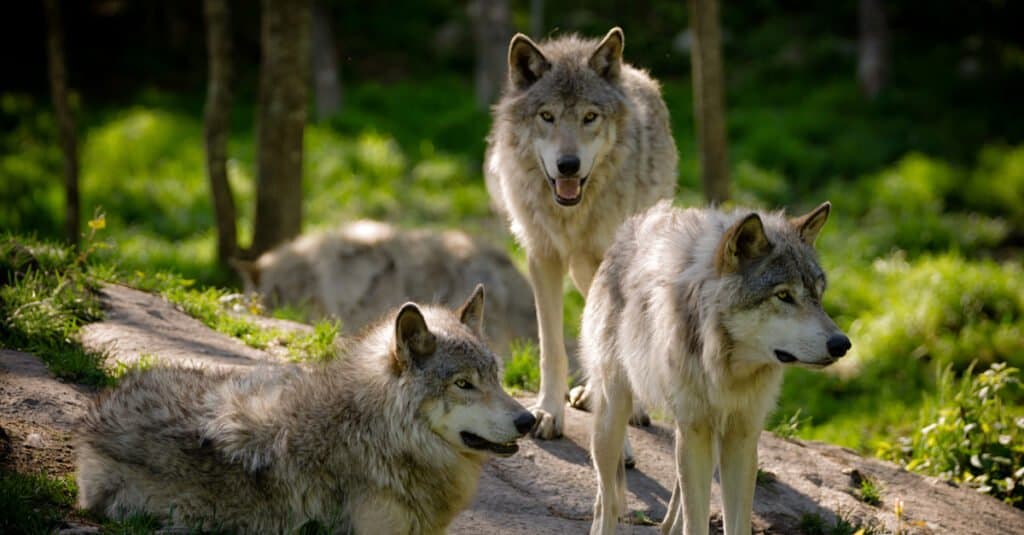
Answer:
3, 284, 1022, 534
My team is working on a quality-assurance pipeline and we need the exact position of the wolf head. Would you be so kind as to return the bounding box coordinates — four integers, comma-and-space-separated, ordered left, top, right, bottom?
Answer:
504, 28, 627, 207
716, 202, 851, 368
392, 285, 535, 457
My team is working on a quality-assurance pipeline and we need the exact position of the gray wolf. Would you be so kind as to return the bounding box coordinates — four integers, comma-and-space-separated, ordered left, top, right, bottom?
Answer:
232, 220, 537, 356
583, 201, 850, 535
76, 286, 536, 534
485, 27, 678, 439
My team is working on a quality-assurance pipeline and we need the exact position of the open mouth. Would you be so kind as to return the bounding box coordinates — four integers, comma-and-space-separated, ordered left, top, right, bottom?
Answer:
774, 350, 798, 363
460, 431, 519, 457
546, 175, 588, 206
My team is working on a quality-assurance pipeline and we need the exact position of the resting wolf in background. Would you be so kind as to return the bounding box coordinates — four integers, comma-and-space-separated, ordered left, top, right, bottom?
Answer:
583, 201, 851, 535
485, 27, 677, 439
76, 285, 536, 534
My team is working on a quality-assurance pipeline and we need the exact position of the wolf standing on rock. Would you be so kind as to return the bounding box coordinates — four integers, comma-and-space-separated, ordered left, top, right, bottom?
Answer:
76, 286, 535, 534
583, 201, 851, 535
485, 27, 678, 439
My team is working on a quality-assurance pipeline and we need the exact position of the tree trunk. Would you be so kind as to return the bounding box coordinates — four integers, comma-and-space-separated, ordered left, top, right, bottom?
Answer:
202, 0, 238, 265
250, 0, 311, 257
858, 0, 888, 99
311, 0, 342, 122
687, 0, 730, 204
529, 0, 545, 39
467, 0, 511, 109
43, 0, 80, 248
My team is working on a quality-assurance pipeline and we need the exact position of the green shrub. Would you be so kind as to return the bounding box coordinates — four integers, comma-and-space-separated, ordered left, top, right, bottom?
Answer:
0, 472, 76, 535
877, 363, 1024, 507
504, 341, 540, 392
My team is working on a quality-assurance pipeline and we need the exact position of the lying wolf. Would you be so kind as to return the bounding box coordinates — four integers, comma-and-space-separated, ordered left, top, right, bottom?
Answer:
76, 285, 536, 534
583, 201, 851, 535
234, 220, 537, 357
485, 27, 678, 439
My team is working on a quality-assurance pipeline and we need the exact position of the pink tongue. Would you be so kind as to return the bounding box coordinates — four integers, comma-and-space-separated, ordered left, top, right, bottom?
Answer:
555, 178, 581, 199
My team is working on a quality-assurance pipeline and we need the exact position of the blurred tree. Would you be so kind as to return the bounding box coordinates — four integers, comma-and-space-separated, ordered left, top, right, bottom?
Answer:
530, 0, 545, 39
467, 0, 511, 109
312, 0, 342, 121
858, 0, 888, 99
43, 0, 80, 248
250, 0, 311, 257
202, 0, 238, 265
688, 0, 730, 203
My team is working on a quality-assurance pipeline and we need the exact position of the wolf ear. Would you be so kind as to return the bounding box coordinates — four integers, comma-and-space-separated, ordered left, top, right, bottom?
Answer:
509, 33, 550, 90
791, 201, 831, 246
393, 303, 436, 370
716, 213, 773, 274
589, 27, 624, 80
229, 258, 262, 290
457, 284, 486, 337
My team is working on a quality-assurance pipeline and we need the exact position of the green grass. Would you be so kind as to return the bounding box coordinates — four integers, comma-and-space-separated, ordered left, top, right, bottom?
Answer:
0, 472, 77, 535
503, 340, 541, 393
856, 476, 883, 507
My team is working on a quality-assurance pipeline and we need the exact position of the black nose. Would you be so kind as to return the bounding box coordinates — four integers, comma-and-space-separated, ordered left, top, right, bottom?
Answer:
556, 155, 580, 176
827, 333, 851, 358
514, 411, 536, 435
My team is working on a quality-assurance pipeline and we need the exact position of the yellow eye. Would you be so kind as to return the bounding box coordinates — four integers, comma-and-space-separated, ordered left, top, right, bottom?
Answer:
455, 379, 474, 390
539, 111, 554, 122
775, 290, 795, 303
583, 112, 598, 124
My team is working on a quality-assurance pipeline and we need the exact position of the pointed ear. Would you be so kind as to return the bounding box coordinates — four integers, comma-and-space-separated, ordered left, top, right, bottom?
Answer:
508, 33, 550, 90
458, 284, 485, 337
790, 201, 831, 246
716, 213, 773, 274
393, 303, 436, 370
589, 27, 624, 80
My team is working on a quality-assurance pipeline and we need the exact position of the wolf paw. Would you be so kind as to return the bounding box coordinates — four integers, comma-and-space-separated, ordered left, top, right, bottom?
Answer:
529, 406, 563, 439
568, 384, 592, 411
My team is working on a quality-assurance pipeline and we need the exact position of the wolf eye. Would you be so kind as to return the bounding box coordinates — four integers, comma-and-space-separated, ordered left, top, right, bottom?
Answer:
454, 379, 475, 390
583, 112, 598, 124
539, 111, 555, 123
775, 290, 795, 304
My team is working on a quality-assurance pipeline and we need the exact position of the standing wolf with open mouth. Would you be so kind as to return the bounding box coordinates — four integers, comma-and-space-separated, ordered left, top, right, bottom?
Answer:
485, 27, 678, 439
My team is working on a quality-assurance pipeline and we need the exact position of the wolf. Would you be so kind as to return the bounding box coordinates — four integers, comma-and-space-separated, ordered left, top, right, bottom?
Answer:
485, 27, 677, 439
76, 285, 536, 534
583, 201, 851, 535
232, 220, 537, 357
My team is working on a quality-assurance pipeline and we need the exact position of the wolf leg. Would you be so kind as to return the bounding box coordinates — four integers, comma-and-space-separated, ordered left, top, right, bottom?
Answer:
589, 371, 632, 535
676, 423, 713, 535
528, 252, 568, 439
720, 414, 759, 535
661, 478, 682, 535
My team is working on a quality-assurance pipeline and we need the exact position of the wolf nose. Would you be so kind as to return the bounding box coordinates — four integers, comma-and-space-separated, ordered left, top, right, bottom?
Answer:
827, 333, 851, 358
556, 155, 580, 176
514, 411, 537, 435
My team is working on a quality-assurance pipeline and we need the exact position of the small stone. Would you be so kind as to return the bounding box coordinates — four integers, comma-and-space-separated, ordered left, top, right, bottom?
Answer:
24, 432, 46, 448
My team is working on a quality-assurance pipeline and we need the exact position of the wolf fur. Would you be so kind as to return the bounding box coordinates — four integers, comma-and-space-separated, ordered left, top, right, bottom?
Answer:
583, 201, 851, 535
485, 27, 677, 439
233, 220, 537, 356
76, 286, 535, 534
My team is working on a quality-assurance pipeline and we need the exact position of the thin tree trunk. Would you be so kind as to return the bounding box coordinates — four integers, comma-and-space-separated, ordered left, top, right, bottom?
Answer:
529, 0, 544, 39
202, 0, 238, 264
43, 0, 80, 248
467, 0, 511, 109
311, 0, 342, 121
250, 0, 311, 257
858, 0, 888, 99
688, 0, 730, 204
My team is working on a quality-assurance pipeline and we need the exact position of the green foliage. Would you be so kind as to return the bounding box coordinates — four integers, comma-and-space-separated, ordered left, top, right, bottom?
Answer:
504, 340, 540, 393
0, 472, 76, 535
856, 476, 882, 507
100, 512, 163, 535
877, 363, 1024, 506
0, 234, 109, 386
797, 511, 875, 535
771, 409, 810, 440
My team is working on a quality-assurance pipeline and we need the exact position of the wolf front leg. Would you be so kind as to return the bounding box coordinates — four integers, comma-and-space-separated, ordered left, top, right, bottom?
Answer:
588, 370, 632, 535
676, 423, 714, 535
528, 252, 568, 439
720, 415, 760, 535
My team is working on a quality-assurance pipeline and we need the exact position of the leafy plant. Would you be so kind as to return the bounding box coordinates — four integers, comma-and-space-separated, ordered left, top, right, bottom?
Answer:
877, 363, 1024, 506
